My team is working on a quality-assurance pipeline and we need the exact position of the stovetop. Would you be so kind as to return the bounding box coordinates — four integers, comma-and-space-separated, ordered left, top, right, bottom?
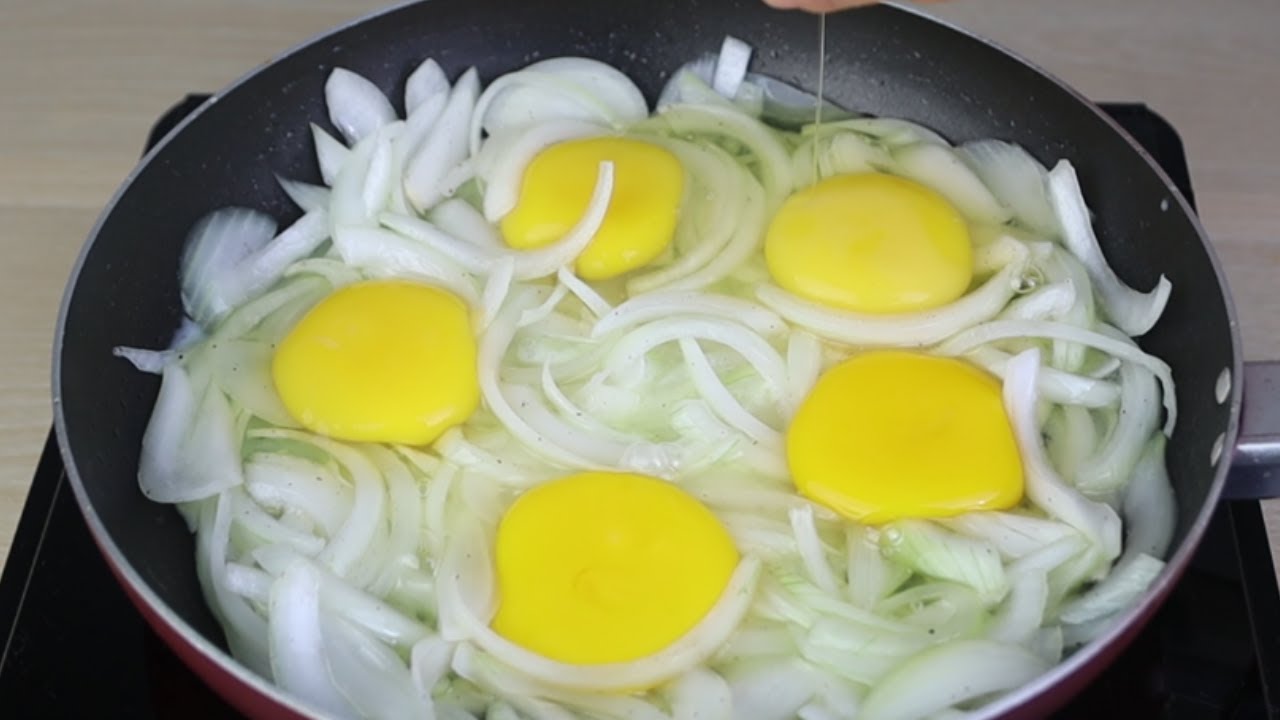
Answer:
1, 98, 1277, 719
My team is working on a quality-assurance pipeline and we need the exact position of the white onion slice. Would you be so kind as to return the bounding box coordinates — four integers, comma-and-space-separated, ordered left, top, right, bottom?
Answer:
332, 225, 478, 304
860, 640, 1048, 720
789, 505, 840, 595
268, 561, 355, 718
325, 67, 397, 145
593, 291, 784, 339
1048, 160, 1172, 336
277, 176, 332, 214
405, 68, 479, 212
1002, 349, 1123, 560
937, 319, 1177, 434
506, 161, 614, 280
477, 119, 606, 222
443, 544, 761, 691
379, 212, 497, 274
138, 364, 243, 503
757, 239, 1028, 348
958, 139, 1057, 236
180, 207, 278, 328
893, 142, 1013, 225
712, 36, 753, 98
556, 266, 612, 318
680, 338, 782, 449
405, 58, 449, 115
312, 123, 350, 185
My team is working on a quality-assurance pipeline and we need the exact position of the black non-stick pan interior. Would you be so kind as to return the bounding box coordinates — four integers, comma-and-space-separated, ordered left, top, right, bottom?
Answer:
56, 0, 1236, 657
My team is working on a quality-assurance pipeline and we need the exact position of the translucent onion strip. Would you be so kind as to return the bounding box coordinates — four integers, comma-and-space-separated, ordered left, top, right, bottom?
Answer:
936, 319, 1176, 434
1047, 160, 1171, 337
757, 238, 1028, 348
964, 346, 1120, 408
325, 67, 396, 145
445, 549, 762, 692
268, 560, 355, 718
594, 291, 784, 339
680, 338, 782, 449
1001, 349, 1122, 561
860, 640, 1048, 720
406, 68, 480, 212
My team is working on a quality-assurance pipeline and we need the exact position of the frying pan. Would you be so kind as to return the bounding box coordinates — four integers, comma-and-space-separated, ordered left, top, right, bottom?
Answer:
50, 0, 1280, 717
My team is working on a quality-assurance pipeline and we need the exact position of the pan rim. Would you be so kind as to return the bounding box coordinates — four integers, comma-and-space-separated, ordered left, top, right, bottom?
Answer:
49, 1, 1245, 718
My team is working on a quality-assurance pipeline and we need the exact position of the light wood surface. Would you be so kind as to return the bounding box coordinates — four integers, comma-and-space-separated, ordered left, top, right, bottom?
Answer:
2, 0, 1278, 575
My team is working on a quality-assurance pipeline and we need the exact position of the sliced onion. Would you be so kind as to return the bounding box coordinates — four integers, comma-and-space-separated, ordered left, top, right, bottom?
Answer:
893, 142, 1012, 225
556, 266, 612, 318
196, 493, 272, 677
936, 319, 1177, 434
1047, 160, 1171, 337
138, 364, 243, 503
406, 58, 449, 115
604, 316, 790, 414
112, 346, 172, 375
429, 198, 505, 250
860, 640, 1048, 720
332, 225, 478, 304
652, 103, 793, 209
667, 667, 733, 720
594, 291, 784, 339
789, 505, 840, 595
476, 119, 605, 222
442, 546, 761, 691
379, 211, 497, 274
987, 571, 1049, 645
268, 561, 355, 718
757, 238, 1028, 348
1074, 360, 1160, 497
958, 139, 1057, 237
312, 123, 350, 185
964, 346, 1121, 408
217, 210, 330, 315
809, 117, 949, 148
712, 36, 752, 97
180, 207, 278, 328
325, 67, 397, 145
469, 58, 647, 157
478, 256, 515, 331
322, 615, 429, 719
659, 175, 767, 292
625, 139, 747, 294
1001, 349, 1122, 561
506, 161, 614, 280
1120, 435, 1176, 560
680, 338, 782, 449
277, 176, 332, 214
405, 68, 479, 212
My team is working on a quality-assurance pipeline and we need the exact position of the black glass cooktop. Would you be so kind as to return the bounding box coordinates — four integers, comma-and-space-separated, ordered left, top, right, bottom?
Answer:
1, 99, 1278, 719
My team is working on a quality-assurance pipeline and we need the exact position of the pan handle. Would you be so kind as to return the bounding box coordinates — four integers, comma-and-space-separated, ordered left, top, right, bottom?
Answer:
1223, 361, 1280, 500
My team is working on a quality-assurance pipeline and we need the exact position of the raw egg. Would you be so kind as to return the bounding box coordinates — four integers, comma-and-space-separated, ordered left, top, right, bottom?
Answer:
491, 471, 738, 666
500, 137, 685, 280
765, 173, 973, 314
271, 279, 478, 445
787, 351, 1022, 524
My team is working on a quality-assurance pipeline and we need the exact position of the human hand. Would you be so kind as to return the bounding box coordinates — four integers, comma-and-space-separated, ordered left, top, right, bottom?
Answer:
763, 0, 943, 12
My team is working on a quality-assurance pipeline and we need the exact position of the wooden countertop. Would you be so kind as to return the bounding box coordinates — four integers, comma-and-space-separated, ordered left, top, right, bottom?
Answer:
2, 0, 1278, 573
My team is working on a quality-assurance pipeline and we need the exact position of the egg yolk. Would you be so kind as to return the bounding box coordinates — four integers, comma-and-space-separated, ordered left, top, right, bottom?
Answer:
500, 137, 685, 280
787, 351, 1022, 524
271, 280, 479, 446
491, 471, 738, 667
765, 173, 973, 314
